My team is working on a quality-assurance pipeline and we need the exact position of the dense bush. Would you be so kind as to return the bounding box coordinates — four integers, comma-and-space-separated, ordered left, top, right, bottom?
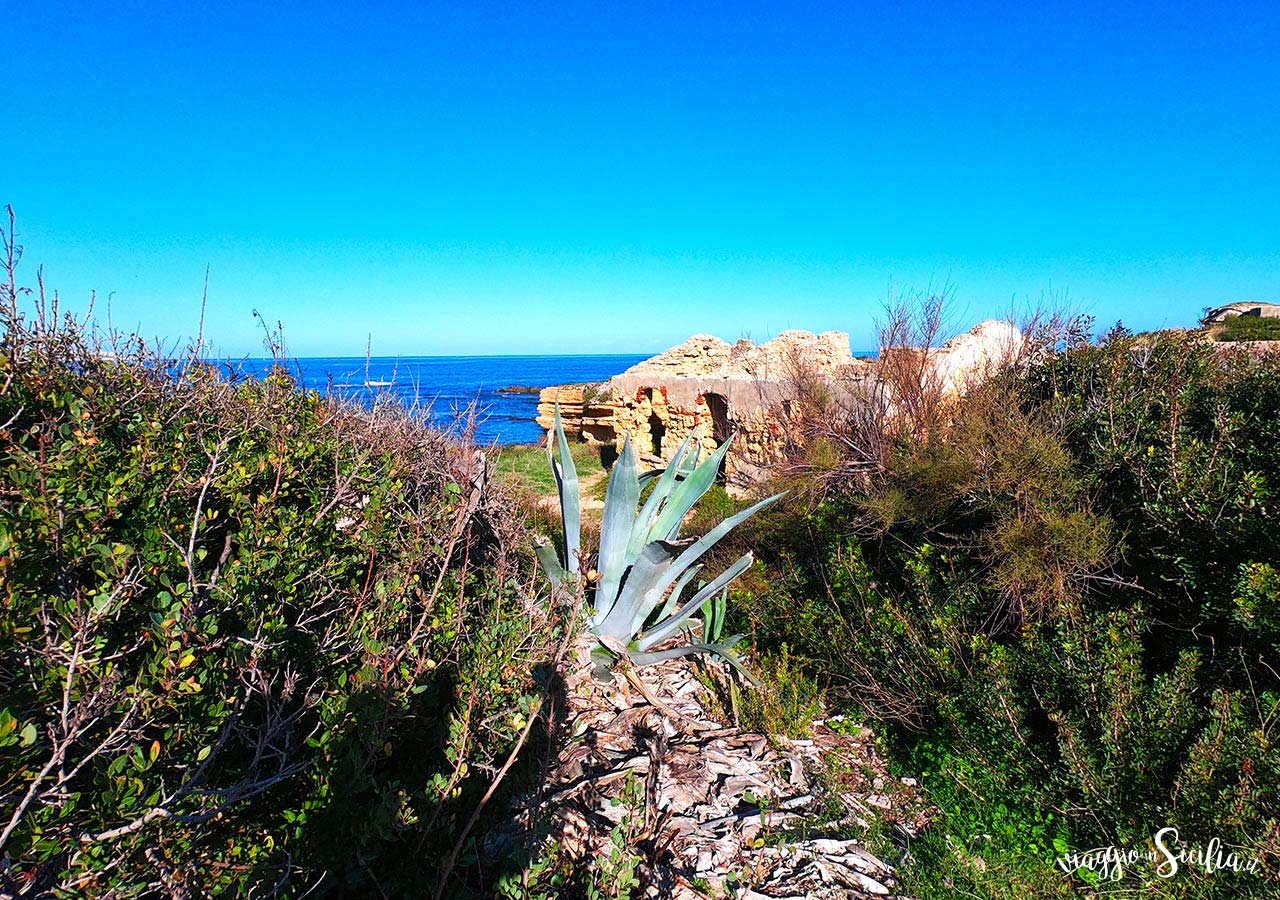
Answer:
1207, 314, 1280, 343
0, 247, 552, 896
737, 329, 1280, 896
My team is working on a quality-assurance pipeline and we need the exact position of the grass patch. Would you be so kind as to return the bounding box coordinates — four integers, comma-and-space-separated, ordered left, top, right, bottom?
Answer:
892, 742, 1074, 899
1207, 315, 1280, 342
495, 440, 606, 496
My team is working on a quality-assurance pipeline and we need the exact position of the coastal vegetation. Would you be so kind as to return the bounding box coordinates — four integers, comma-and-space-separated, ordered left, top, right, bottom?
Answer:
2, 213, 1276, 898
1205, 314, 1280, 343
727, 320, 1280, 898
0, 224, 555, 897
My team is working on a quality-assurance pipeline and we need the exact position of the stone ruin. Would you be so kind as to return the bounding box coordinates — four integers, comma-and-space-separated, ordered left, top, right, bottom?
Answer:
538, 321, 1023, 491
1203, 301, 1280, 323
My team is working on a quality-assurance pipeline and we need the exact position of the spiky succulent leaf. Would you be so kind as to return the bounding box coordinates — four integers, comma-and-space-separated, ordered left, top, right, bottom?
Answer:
704, 590, 727, 643
639, 551, 754, 650
624, 435, 695, 567
592, 436, 639, 621
641, 491, 783, 616
593, 539, 684, 635
623, 545, 698, 636
535, 543, 572, 584
658, 564, 703, 621
651, 437, 734, 541
550, 404, 581, 575
637, 469, 662, 487
628, 635, 761, 685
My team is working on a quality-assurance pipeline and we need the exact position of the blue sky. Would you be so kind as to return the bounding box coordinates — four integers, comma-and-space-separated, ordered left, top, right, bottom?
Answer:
6, 1, 1278, 356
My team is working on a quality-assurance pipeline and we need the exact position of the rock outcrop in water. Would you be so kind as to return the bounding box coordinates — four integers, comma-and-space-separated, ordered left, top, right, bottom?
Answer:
538, 321, 1023, 490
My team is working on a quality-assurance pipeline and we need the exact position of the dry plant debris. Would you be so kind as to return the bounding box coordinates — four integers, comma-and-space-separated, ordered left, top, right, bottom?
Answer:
493, 639, 932, 899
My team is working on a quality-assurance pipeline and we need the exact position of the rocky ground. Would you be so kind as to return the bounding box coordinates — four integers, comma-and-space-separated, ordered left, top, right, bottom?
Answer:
491, 640, 932, 899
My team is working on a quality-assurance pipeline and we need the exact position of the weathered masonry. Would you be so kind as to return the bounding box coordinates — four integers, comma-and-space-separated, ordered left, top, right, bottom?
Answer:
539, 322, 1023, 491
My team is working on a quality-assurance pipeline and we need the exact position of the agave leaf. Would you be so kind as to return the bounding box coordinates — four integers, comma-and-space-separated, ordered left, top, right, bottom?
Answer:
710, 634, 762, 686
704, 589, 727, 643
550, 404, 581, 575
639, 551, 754, 650
535, 543, 572, 584
625, 549, 698, 636
637, 468, 666, 487
592, 437, 639, 622
636, 450, 697, 488
652, 437, 734, 541
657, 564, 703, 621
628, 635, 761, 686
593, 539, 683, 635
624, 435, 695, 567
642, 491, 784, 615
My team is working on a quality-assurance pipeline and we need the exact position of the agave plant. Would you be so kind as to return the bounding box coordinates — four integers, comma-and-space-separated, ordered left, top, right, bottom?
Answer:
537, 406, 782, 680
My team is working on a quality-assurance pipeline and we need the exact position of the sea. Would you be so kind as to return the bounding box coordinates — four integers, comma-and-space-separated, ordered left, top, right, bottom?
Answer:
234, 355, 649, 445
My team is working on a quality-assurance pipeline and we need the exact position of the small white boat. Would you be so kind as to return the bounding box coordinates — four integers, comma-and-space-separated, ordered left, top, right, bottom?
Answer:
364, 379, 394, 387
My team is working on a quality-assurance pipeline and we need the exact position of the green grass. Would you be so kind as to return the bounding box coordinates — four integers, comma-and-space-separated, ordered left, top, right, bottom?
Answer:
888, 742, 1075, 899
1207, 315, 1280, 342
495, 440, 606, 496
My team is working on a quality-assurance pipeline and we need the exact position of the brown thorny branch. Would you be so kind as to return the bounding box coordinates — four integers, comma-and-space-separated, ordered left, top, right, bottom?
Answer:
757, 296, 1106, 724
0, 590, 313, 859
772, 292, 1085, 499
772, 289, 954, 496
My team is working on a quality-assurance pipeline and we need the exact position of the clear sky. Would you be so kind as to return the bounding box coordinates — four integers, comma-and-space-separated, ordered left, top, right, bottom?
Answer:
5, 1, 1278, 357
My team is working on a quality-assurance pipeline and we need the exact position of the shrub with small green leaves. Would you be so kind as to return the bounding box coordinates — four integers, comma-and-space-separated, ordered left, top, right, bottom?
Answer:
0, 262, 544, 896
739, 328, 1280, 897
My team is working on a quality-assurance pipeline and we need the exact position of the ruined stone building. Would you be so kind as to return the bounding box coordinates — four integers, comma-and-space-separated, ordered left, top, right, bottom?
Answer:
1203, 301, 1280, 323
538, 321, 1023, 490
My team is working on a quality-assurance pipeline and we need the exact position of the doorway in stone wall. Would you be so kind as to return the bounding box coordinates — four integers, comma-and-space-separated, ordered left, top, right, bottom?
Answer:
704, 392, 730, 482
645, 389, 666, 457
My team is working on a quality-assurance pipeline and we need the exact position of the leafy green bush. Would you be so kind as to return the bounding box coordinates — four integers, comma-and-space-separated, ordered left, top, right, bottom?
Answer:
1208, 314, 1280, 342
0, 246, 549, 896
739, 329, 1280, 895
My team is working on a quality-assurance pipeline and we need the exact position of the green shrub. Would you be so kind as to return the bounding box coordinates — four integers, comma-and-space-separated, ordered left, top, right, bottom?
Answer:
1208, 315, 1280, 342
740, 329, 1280, 895
895, 739, 1074, 900
736, 645, 823, 739
0, 271, 548, 895
1233, 561, 1280, 651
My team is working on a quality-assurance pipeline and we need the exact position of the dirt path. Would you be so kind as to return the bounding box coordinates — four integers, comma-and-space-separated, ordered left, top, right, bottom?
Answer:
537, 468, 608, 515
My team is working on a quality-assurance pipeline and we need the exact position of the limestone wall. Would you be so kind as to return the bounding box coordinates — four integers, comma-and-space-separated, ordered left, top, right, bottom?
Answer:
538, 321, 1024, 491
535, 384, 617, 447
1205, 301, 1280, 323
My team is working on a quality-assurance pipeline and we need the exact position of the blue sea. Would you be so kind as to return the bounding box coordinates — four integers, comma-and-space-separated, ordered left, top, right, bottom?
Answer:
235, 355, 649, 445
